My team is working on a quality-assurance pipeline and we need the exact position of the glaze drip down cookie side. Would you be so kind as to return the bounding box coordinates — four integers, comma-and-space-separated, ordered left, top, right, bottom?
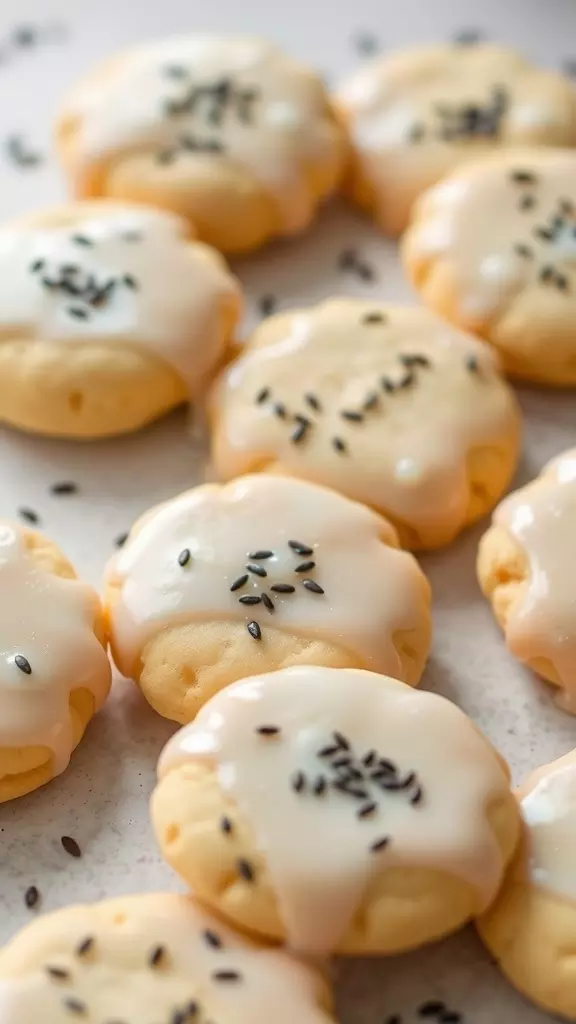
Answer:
104, 474, 432, 723
152, 666, 520, 955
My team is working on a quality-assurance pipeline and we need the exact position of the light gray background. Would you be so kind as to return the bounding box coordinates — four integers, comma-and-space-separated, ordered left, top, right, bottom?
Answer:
0, 1, 575, 1020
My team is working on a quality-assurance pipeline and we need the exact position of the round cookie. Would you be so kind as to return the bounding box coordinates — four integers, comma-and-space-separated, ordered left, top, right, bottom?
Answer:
478, 750, 576, 1020
0, 521, 110, 803
0, 200, 241, 439
404, 149, 576, 386
210, 298, 521, 550
335, 43, 576, 237
104, 474, 431, 724
152, 665, 520, 955
55, 36, 347, 254
0, 891, 333, 1023
478, 447, 576, 713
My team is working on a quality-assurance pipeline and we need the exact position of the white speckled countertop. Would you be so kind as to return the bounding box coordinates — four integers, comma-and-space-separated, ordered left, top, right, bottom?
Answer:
0, 0, 575, 1020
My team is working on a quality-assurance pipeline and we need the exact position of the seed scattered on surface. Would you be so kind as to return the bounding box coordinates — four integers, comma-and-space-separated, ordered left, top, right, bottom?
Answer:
61, 836, 82, 859
246, 621, 262, 641
239, 594, 262, 606
256, 387, 270, 404
363, 392, 379, 411
520, 195, 536, 211
14, 654, 31, 675
418, 1001, 446, 1017
178, 548, 191, 567
30, 258, 45, 272
510, 170, 537, 185
411, 785, 423, 805
261, 592, 275, 612
288, 540, 313, 555
46, 966, 70, 981
304, 393, 322, 412
358, 802, 377, 818
302, 579, 325, 594
71, 235, 93, 247
466, 355, 479, 374
230, 574, 249, 592
203, 929, 222, 949
237, 858, 255, 881
149, 945, 167, 967
381, 377, 395, 393
122, 274, 138, 289
18, 506, 39, 525
332, 436, 347, 454
291, 418, 310, 444
362, 311, 386, 324
540, 264, 554, 282
256, 725, 281, 736
246, 562, 267, 578
25, 885, 40, 909
248, 550, 273, 560
370, 836, 390, 853
259, 294, 277, 318
294, 560, 315, 573
76, 937, 94, 957
63, 997, 86, 1015
340, 409, 363, 422
213, 969, 241, 982
67, 306, 89, 320
50, 481, 78, 495
220, 816, 233, 835
270, 583, 296, 593
314, 776, 327, 795
514, 243, 533, 258
292, 771, 306, 793
274, 402, 287, 419
115, 532, 128, 548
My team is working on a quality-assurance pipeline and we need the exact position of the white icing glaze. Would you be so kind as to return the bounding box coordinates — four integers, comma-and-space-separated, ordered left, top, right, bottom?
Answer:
0, 522, 110, 773
0, 204, 240, 393
519, 751, 576, 902
106, 474, 430, 680
159, 667, 514, 954
211, 299, 520, 543
0, 893, 331, 1023
61, 36, 344, 233
494, 447, 576, 706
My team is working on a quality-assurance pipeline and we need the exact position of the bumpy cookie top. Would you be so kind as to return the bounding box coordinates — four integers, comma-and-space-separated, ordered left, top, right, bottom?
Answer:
106, 474, 430, 678
0, 523, 110, 772
404, 149, 576, 326
337, 43, 576, 232
211, 299, 520, 543
517, 750, 576, 902
0, 202, 240, 393
159, 666, 515, 954
59, 35, 344, 233
0, 892, 332, 1023
493, 447, 576, 711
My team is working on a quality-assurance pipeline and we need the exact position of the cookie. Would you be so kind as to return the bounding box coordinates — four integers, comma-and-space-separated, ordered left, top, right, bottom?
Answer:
55, 36, 347, 254
0, 892, 333, 1023
210, 298, 521, 550
152, 665, 520, 955
105, 474, 431, 724
0, 522, 110, 803
478, 750, 576, 1019
404, 149, 576, 385
478, 447, 576, 713
335, 43, 576, 237
0, 200, 241, 439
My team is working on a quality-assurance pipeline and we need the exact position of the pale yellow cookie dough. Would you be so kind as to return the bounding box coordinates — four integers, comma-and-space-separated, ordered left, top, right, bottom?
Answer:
335, 42, 576, 237
152, 666, 521, 955
104, 474, 432, 724
0, 200, 241, 439
0, 892, 334, 1023
404, 149, 576, 386
478, 750, 576, 1020
478, 447, 576, 711
0, 524, 110, 803
55, 36, 347, 254
210, 298, 521, 550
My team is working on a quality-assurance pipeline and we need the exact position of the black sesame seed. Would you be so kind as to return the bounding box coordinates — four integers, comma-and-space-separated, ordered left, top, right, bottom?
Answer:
291, 418, 310, 444
115, 532, 128, 548
440, 1014, 461, 1024
178, 548, 191, 567
14, 654, 32, 675
398, 371, 414, 388
261, 592, 275, 612
534, 226, 553, 242
411, 785, 423, 805
30, 258, 44, 273
418, 1001, 446, 1017
332, 437, 347, 454
71, 235, 93, 247
560, 198, 574, 216
61, 836, 82, 859
248, 550, 273, 560
370, 836, 390, 853
302, 579, 325, 594
510, 170, 537, 185
203, 929, 222, 949
466, 355, 479, 374
246, 563, 267, 578
353, 32, 380, 55
46, 966, 70, 981
239, 594, 262, 606
274, 402, 287, 419
259, 294, 277, 318
255, 387, 271, 404
25, 885, 40, 909
362, 750, 376, 767
453, 27, 482, 44
314, 776, 327, 795
409, 123, 425, 143
270, 583, 296, 593
340, 410, 363, 422
304, 393, 322, 412
362, 392, 380, 411
556, 273, 569, 291
76, 937, 94, 957
514, 243, 533, 259
149, 945, 167, 967
230, 574, 249, 592
358, 802, 377, 818
288, 540, 313, 556
50, 481, 78, 495
246, 621, 262, 641
379, 757, 397, 772
220, 816, 233, 835
381, 377, 395, 393
401, 353, 431, 369
122, 274, 138, 290
338, 248, 357, 270
182, 1001, 199, 1018
213, 969, 241, 982
519, 195, 536, 211
294, 560, 315, 573
540, 264, 554, 283
318, 743, 340, 757
362, 311, 386, 324
67, 306, 89, 320
18, 506, 39, 525
292, 771, 306, 793
334, 732, 350, 749
237, 858, 255, 882
333, 780, 369, 799
256, 725, 281, 736
358, 262, 375, 282
63, 998, 86, 1015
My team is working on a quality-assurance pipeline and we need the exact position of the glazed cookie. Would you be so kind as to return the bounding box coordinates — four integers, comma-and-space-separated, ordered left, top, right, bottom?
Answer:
105, 474, 431, 724
152, 665, 520, 955
210, 298, 521, 550
335, 43, 576, 237
0, 521, 110, 802
404, 149, 576, 385
0, 892, 333, 1023
0, 200, 241, 439
479, 750, 576, 1019
478, 447, 576, 713
55, 36, 347, 253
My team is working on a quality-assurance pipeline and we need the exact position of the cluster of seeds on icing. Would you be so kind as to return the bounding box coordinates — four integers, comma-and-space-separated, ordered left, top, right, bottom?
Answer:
42, 926, 242, 1022
223, 540, 325, 642
409, 85, 508, 145
28, 230, 142, 321
255, 725, 423, 855
157, 66, 260, 163
510, 170, 574, 293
